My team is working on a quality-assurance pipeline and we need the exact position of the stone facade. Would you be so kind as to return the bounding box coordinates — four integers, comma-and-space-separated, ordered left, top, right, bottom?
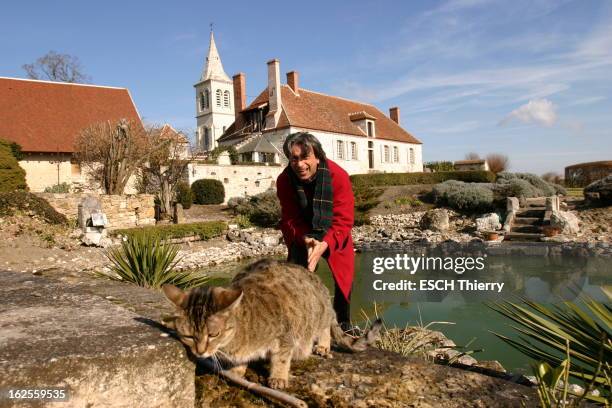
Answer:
38, 193, 155, 230
187, 162, 281, 203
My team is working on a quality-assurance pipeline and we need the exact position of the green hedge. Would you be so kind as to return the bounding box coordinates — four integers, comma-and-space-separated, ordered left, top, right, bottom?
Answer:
0, 143, 27, 192
350, 170, 495, 188
175, 181, 193, 209
0, 191, 67, 224
112, 221, 227, 241
191, 179, 225, 204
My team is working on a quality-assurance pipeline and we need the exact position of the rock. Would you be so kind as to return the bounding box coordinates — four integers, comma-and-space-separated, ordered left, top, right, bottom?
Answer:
226, 229, 241, 242
261, 235, 281, 247
474, 360, 506, 373
506, 197, 520, 212
550, 211, 580, 234
584, 174, 612, 206
420, 209, 449, 232
80, 229, 108, 247
475, 213, 501, 232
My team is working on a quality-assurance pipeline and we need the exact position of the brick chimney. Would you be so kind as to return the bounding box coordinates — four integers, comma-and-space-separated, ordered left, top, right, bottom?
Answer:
287, 71, 299, 94
233, 73, 246, 120
389, 107, 400, 124
265, 59, 282, 129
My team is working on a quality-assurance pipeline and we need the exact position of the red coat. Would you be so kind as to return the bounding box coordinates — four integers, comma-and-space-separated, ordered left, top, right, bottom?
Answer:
276, 159, 354, 300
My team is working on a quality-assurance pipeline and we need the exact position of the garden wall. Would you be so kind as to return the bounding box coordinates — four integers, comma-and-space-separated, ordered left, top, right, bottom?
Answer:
37, 193, 155, 230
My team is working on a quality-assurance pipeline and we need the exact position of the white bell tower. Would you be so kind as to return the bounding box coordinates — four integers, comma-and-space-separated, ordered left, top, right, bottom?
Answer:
194, 29, 234, 152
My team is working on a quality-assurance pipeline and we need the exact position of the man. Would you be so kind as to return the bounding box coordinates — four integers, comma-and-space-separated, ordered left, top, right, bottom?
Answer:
276, 132, 355, 329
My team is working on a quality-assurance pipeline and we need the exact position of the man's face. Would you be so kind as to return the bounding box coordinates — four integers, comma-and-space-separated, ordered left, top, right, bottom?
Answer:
289, 144, 319, 181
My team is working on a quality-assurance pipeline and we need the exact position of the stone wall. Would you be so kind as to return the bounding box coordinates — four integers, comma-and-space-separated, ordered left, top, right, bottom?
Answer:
38, 193, 155, 230
565, 160, 612, 187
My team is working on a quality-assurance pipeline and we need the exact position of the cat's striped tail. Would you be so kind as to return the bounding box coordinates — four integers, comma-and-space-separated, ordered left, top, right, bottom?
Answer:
330, 319, 383, 352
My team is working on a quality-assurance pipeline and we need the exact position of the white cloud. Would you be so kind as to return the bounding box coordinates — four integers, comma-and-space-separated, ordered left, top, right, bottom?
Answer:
499, 98, 557, 127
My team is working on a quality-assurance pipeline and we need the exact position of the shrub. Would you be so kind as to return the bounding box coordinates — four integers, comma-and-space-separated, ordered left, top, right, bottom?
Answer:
0, 144, 27, 192
191, 179, 224, 204
175, 181, 193, 209
113, 221, 226, 241
102, 232, 207, 289
0, 191, 67, 224
350, 170, 495, 188
44, 182, 71, 193
424, 161, 454, 172
432, 180, 494, 212
0, 139, 24, 161
496, 172, 558, 197
232, 189, 281, 228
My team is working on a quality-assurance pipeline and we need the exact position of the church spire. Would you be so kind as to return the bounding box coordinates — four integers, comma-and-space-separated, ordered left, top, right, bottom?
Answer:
201, 30, 230, 82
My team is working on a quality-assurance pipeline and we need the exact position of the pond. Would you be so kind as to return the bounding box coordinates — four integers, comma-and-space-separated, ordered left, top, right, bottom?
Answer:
202, 246, 610, 375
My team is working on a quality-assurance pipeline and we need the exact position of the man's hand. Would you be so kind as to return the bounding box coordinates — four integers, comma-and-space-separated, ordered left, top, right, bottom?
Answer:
304, 237, 328, 272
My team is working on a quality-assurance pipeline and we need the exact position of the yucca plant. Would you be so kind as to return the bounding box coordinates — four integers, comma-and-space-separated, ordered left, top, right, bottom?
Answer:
489, 295, 611, 404
102, 232, 208, 289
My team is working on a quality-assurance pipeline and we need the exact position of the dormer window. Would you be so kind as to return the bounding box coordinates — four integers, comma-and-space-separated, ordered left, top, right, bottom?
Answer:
349, 111, 376, 138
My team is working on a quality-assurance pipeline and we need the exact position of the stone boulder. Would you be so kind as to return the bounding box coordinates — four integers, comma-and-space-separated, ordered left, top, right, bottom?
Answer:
420, 209, 450, 232
584, 175, 612, 206
475, 213, 501, 232
550, 210, 580, 234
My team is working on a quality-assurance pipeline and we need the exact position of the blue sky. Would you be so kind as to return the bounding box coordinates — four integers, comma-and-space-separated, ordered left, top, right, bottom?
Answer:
2, 0, 611, 175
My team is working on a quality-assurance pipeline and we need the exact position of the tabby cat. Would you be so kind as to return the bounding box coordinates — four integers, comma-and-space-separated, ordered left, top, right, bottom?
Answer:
162, 258, 381, 389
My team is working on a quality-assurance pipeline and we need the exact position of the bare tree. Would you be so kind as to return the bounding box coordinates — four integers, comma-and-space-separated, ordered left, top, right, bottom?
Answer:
138, 125, 192, 217
74, 120, 153, 194
465, 152, 481, 160
542, 172, 563, 184
486, 153, 509, 174
23, 51, 90, 83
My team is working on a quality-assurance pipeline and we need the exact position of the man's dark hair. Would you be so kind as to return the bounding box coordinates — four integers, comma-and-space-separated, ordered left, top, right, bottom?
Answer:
282, 132, 327, 161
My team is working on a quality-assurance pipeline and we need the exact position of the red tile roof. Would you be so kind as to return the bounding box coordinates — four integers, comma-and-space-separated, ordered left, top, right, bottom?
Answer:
0, 77, 141, 153
220, 85, 421, 144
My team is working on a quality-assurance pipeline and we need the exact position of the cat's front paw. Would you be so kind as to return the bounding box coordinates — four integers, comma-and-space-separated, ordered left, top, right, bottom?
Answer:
268, 377, 288, 389
313, 345, 333, 359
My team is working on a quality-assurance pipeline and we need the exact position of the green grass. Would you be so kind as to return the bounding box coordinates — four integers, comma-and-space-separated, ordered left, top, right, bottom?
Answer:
112, 221, 226, 241
566, 188, 584, 198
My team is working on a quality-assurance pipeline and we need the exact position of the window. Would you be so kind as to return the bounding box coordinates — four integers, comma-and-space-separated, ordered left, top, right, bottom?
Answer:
350, 142, 357, 160
222, 126, 227, 134
393, 146, 399, 163
203, 127, 210, 150
409, 148, 415, 165
255, 181, 260, 187
216, 89, 222, 107
224, 178, 229, 183
223, 90, 230, 108
367, 121, 374, 137
384, 145, 390, 163
259, 152, 274, 163
199, 92, 206, 110
336, 140, 345, 159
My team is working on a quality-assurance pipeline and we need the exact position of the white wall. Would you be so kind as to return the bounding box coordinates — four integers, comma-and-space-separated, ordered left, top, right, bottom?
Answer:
187, 162, 283, 203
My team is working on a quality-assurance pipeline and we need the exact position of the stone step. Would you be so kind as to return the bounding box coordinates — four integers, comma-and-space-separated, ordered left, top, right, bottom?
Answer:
511, 225, 542, 234
516, 209, 545, 217
504, 232, 544, 241
513, 217, 542, 226
0, 271, 194, 407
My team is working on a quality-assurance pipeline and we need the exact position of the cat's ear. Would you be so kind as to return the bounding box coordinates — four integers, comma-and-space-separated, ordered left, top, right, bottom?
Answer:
162, 284, 188, 309
212, 287, 243, 311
